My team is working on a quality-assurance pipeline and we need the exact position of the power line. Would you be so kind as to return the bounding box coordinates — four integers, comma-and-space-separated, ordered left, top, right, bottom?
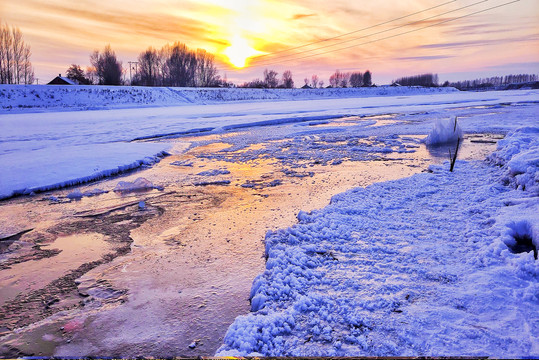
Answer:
219, 0, 521, 72
249, 0, 490, 68
257, 0, 457, 59
282, 0, 521, 65
247, 0, 521, 69
216, 0, 457, 71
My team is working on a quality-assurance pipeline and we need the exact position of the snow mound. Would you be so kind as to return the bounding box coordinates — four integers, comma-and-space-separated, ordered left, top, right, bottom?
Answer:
423, 116, 463, 146
488, 126, 539, 193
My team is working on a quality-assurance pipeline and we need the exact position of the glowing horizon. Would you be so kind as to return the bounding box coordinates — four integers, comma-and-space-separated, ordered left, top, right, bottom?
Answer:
1, 0, 538, 85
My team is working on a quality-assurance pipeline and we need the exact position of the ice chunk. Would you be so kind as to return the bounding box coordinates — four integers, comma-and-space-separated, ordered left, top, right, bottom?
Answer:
82, 188, 107, 197
424, 116, 463, 146
67, 190, 83, 199
113, 177, 155, 193
196, 169, 231, 176
170, 160, 193, 167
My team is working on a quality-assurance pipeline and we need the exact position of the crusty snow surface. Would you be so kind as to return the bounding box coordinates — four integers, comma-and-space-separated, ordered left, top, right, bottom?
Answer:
217, 130, 538, 356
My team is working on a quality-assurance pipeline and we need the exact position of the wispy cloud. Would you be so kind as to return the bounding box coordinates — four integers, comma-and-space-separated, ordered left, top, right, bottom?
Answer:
396, 55, 455, 61
485, 61, 539, 70
291, 13, 317, 20
417, 34, 539, 50
403, 17, 457, 27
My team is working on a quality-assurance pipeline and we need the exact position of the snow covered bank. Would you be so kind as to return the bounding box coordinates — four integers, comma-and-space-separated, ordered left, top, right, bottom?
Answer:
216, 128, 539, 357
488, 127, 539, 194
0, 85, 458, 112
0, 143, 169, 199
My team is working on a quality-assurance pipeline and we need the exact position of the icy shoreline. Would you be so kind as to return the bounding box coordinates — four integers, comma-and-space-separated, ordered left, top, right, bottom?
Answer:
1, 88, 538, 201
216, 127, 539, 357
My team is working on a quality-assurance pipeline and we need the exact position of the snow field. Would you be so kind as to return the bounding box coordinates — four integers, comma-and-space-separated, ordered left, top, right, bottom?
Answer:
216, 127, 539, 357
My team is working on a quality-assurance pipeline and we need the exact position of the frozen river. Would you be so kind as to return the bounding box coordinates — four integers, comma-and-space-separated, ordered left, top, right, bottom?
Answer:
0, 88, 538, 357
1, 88, 537, 199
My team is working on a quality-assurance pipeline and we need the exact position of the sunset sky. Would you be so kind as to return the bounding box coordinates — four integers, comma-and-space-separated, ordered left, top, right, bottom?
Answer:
1, 0, 538, 85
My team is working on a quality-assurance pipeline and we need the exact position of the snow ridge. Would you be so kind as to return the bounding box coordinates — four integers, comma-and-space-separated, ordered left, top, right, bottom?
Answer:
488, 127, 539, 194
0, 85, 458, 112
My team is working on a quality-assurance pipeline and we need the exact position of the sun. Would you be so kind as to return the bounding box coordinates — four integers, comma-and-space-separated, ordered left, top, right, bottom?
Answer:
223, 35, 265, 68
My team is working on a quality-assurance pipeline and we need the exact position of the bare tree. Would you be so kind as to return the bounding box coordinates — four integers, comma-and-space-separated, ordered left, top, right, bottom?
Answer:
137, 47, 160, 86
12, 27, 24, 84
196, 49, 219, 87
319, 80, 324, 88
311, 74, 319, 88
0, 24, 13, 83
349, 72, 364, 87
329, 70, 349, 87
263, 69, 278, 88
22, 45, 34, 84
0, 25, 10, 83
161, 42, 197, 87
281, 70, 294, 88
363, 70, 372, 86
340, 72, 350, 87
0, 23, 33, 84
90, 45, 123, 85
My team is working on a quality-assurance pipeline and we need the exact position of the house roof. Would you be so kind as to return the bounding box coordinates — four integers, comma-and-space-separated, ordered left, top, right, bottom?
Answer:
59, 76, 77, 85
47, 74, 78, 85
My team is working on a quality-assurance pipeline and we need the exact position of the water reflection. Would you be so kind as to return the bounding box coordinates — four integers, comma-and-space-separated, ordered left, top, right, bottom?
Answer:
426, 135, 499, 163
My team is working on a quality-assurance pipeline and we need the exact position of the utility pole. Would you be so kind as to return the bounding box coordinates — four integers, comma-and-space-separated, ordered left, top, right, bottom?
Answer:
128, 61, 139, 85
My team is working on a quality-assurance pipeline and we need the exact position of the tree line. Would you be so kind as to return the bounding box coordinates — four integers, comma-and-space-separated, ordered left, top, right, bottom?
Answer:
444, 74, 539, 90
240, 69, 372, 89
393, 73, 438, 87
0, 23, 34, 84
328, 70, 372, 88
392, 72, 539, 89
239, 69, 295, 88
67, 42, 222, 87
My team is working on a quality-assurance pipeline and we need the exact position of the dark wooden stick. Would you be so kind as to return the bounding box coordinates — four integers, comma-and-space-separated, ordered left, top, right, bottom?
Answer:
450, 137, 461, 172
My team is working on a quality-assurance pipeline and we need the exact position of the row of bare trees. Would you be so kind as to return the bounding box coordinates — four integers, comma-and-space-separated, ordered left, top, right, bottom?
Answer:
134, 43, 220, 87
393, 73, 439, 87
67, 42, 221, 87
240, 69, 295, 88
241, 69, 373, 89
446, 74, 539, 90
0, 23, 34, 84
328, 70, 372, 88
